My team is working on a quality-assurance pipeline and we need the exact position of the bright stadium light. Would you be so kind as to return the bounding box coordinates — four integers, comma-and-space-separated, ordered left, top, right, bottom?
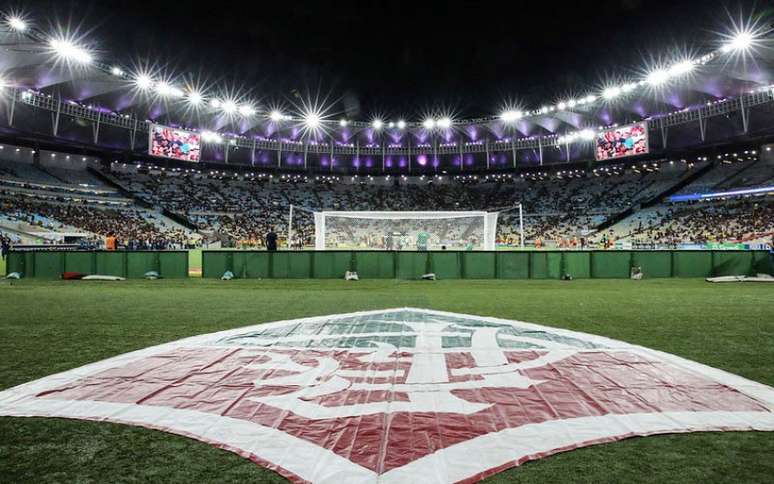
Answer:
7, 16, 27, 32
269, 110, 284, 122
134, 74, 153, 90
110, 66, 124, 76
238, 105, 256, 116
304, 111, 321, 129
437, 117, 452, 129
372, 119, 383, 130
603, 86, 622, 99
155, 81, 173, 96
49, 38, 93, 64
187, 91, 203, 105
339, 119, 348, 127
397, 119, 406, 129
222, 100, 237, 114
722, 31, 754, 53
668, 60, 695, 76
557, 101, 567, 110
500, 110, 522, 122
566, 99, 577, 108
647, 68, 670, 86
423, 118, 436, 129
209, 98, 222, 108
585, 95, 597, 103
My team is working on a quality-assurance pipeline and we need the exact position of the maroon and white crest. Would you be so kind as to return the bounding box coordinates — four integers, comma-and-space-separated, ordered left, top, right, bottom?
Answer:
1, 308, 772, 483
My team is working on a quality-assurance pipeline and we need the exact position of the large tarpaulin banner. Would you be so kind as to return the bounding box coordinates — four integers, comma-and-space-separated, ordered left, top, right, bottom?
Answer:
1, 308, 773, 483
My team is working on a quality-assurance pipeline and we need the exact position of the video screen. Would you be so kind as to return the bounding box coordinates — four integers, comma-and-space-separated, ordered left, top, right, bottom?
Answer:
149, 124, 201, 162
594, 122, 648, 161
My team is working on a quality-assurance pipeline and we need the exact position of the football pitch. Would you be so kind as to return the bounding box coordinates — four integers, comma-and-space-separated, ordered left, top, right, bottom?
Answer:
0, 278, 772, 483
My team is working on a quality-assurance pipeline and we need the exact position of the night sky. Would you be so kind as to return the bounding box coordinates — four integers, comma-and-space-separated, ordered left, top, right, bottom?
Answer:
16, 0, 764, 119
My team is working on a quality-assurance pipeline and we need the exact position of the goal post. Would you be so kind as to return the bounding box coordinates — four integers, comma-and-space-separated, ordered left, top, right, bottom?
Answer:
313, 211, 500, 251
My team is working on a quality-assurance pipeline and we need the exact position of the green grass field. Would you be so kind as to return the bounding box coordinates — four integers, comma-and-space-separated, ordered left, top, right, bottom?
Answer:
1, 279, 772, 483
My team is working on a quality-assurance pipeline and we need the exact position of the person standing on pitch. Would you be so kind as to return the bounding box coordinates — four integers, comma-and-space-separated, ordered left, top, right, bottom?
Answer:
265, 227, 278, 252
1, 236, 9, 261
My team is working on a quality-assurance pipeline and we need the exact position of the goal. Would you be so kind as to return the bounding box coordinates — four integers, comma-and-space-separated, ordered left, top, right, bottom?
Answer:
313, 211, 499, 250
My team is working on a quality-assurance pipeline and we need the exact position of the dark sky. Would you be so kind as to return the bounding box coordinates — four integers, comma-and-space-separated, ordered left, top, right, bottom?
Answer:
18, 0, 764, 119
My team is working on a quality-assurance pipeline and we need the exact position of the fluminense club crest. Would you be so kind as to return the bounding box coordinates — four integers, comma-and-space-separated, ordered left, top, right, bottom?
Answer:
1, 308, 772, 483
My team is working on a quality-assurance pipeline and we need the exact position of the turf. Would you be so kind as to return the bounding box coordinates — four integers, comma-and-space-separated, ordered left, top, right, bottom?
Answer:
0, 278, 772, 483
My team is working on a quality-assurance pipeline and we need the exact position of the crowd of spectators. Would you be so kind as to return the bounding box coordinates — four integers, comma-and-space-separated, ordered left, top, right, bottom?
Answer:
1, 196, 194, 249
1, 159, 770, 250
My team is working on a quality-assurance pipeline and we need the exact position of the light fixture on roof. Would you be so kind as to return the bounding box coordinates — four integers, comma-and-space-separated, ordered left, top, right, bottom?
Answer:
437, 117, 452, 129
135, 74, 153, 90
646, 68, 670, 86
238, 105, 256, 116
372, 119, 383, 130
222, 100, 237, 114
209, 98, 222, 108
49, 38, 93, 64
155, 81, 177, 97
110, 66, 124, 76
423, 118, 436, 129
722, 31, 754, 53
668, 60, 695, 76
603, 86, 622, 99
7, 16, 27, 32
397, 120, 407, 129
187, 91, 203, 105
339, 119, 348, 127
304, 111, 321, 129
557, 101, 567, 110
269, 110, 284, 122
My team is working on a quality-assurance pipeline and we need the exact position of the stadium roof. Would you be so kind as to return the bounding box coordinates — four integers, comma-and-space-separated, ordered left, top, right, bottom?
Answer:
1, 10, 774, 171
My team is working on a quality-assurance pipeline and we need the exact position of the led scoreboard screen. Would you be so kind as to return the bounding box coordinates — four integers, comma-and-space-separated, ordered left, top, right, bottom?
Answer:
594, 122, 648, 161
149, 124, 201, 162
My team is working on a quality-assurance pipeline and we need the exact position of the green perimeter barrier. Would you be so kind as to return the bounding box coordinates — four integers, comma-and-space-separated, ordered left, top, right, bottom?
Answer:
6, 251, 188, 279
200, 249, 772, 280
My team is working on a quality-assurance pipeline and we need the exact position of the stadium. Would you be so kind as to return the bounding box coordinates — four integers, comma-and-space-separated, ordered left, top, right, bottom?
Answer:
0, 2, 773, 483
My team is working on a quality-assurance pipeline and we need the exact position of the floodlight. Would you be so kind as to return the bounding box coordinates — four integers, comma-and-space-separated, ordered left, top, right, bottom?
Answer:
155, 81, 173, 96
437, 117, 452, 129
557, 101, 567, 110
7, 16, 26, 32
668, 60, 695, 76
500, 110, 522, 122
222, 100, 237, 114
304, 111, 320, 129
210, 98, 222, 108
647, 69, 670, 86
372, 119, 383, 130
585, 95, 597, 103
187, 91, 203, 105
135, 74, 153, 90
566, 99, 577, 108
388, 121, 395, 128
397, 120, 406, 129
603, 86, 621, 99
269, 110, 284, 122
722, 31, 754, 53
540, 106, 550, 114
238, 105, 256, 116
49, 38, 93, 64
621, 83, 637, 93
339, 119, 348, 127
423, 118, 436, 129
110, 66, 123, 76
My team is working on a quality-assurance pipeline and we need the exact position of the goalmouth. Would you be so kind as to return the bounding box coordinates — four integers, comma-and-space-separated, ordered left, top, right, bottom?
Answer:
313, 211, 500, 251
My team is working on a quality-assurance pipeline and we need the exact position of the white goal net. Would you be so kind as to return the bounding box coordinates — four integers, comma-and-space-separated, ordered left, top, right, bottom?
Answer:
313, 211, 499, 250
